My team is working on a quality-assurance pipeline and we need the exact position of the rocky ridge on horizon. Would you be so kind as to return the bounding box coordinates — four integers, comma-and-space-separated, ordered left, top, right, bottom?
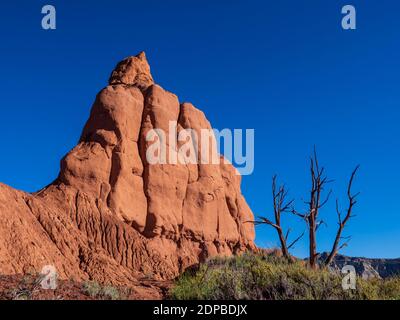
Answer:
319, 253, 400, 279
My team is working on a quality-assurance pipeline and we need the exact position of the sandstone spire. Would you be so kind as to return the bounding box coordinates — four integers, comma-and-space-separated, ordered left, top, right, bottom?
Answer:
108, 51, 154, 89
0, 53, 255, 286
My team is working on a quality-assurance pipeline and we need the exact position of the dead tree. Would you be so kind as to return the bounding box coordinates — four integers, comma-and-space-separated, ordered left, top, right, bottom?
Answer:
323, 166, 360, 266
292, 149, 360, 269
292, 149, 333, 269
254, 175, 304, 260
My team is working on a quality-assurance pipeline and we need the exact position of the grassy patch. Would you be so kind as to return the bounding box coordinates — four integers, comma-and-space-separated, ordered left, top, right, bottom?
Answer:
82, 281, 127, 300
170, 253, 400, 300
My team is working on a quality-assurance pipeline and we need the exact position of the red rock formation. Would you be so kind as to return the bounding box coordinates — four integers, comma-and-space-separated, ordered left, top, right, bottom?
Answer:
0, 52, 255, 285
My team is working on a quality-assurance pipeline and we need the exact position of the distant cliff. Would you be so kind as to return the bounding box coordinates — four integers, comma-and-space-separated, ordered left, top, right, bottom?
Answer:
319, 253, 400, 279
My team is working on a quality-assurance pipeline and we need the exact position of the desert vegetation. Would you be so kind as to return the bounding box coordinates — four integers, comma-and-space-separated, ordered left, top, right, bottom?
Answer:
171, 151, 400, 300
170, 253, 400, 300
0, 273, 133, 300
82, 281, 127, 300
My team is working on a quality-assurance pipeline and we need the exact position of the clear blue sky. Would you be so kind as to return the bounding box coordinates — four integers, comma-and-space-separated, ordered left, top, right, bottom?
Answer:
1, 0, 399, 258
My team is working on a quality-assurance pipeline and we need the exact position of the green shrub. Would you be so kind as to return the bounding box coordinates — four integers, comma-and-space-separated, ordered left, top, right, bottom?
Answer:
170, 253, 400, 300
83, 281, 102, 297
82, 281, 121, 300
101, 285, 120, 300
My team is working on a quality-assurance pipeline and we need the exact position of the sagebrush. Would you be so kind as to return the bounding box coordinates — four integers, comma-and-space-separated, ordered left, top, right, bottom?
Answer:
170, 253, 400, 300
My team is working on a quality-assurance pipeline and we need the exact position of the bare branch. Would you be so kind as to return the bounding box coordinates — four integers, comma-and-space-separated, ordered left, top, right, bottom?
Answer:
287, 231, 305, 250
315, 220, 327, 231
285, 228, 291, 242
335, 199, 342, 225
291, 209, 307, 220
338, 242, 349, 251
281, 199, 295, 213
319, 190, 332, 208
253, 216, 280, 230
324, 166, 360, 267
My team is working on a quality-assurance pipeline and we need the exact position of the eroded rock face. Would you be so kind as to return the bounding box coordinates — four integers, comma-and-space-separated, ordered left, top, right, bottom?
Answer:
0, 52, 255, 285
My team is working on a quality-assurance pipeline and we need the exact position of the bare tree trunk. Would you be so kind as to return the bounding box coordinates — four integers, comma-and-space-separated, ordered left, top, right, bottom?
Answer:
309, 215, 317, 269
278, 227, 290, 259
